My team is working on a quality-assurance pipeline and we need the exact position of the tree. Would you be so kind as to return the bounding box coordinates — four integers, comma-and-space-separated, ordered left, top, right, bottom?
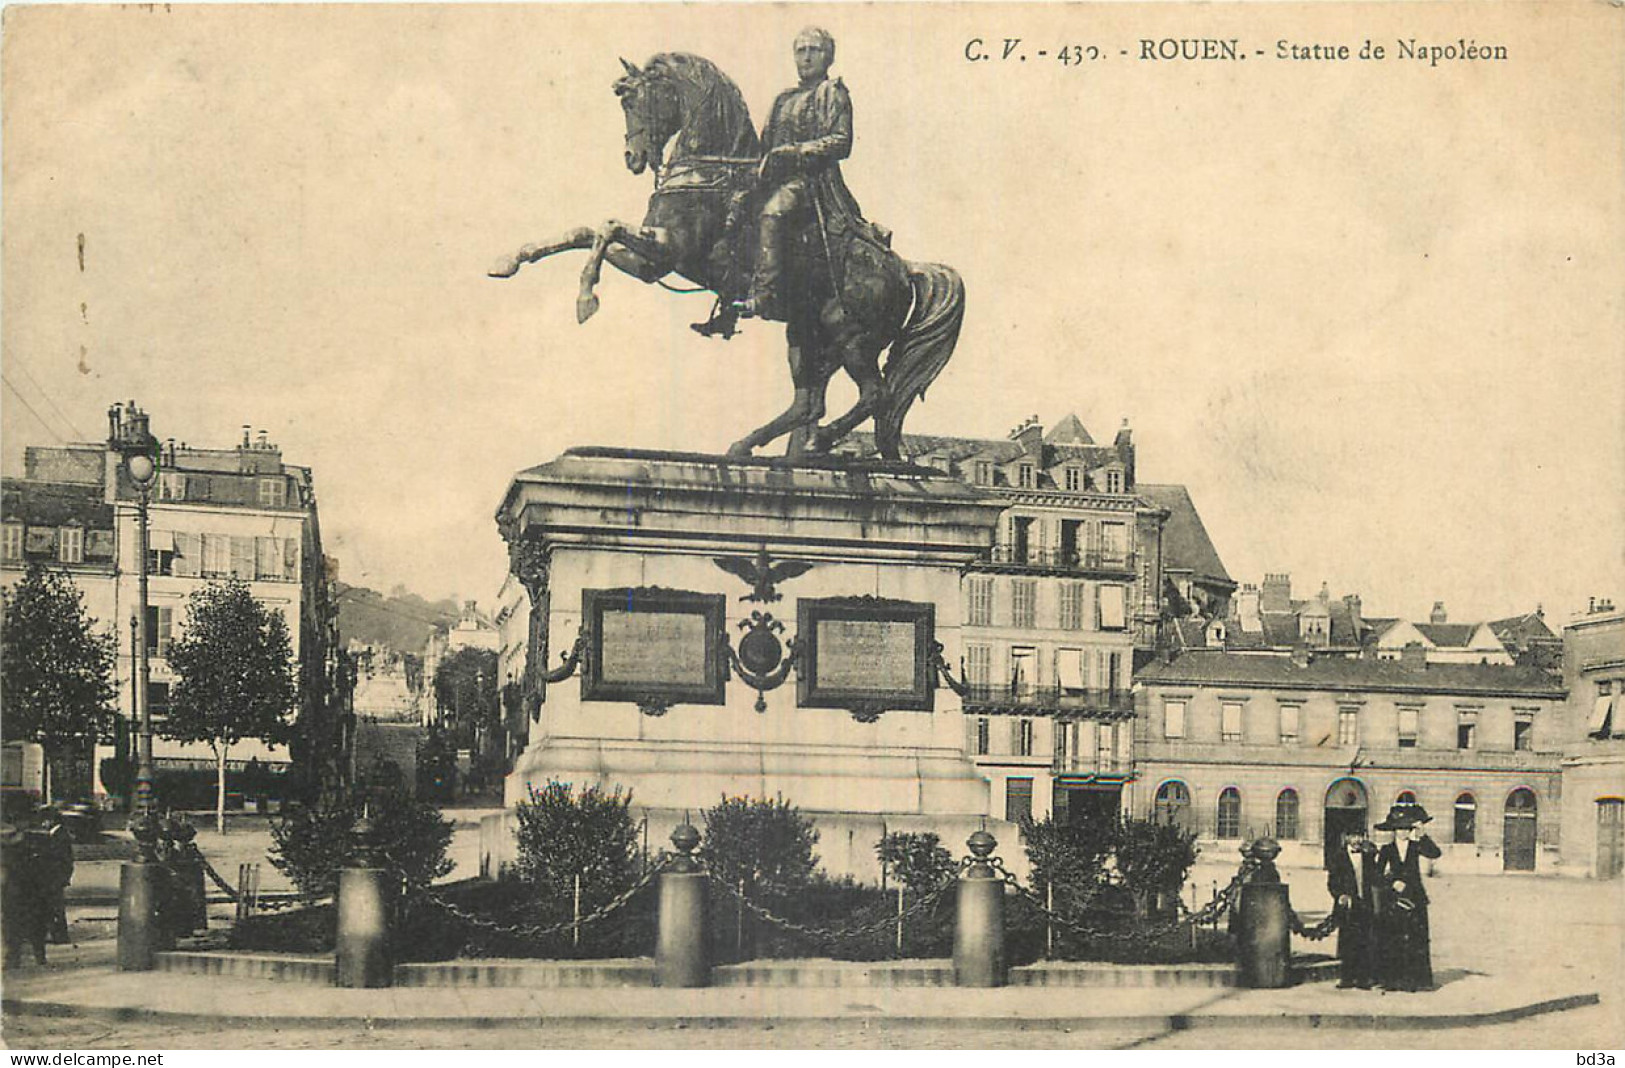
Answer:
1, 564, 116, 801
165, 579, 296, 832
512, 781, 639, 917
269, 786, 454, 899
877, 831, 956, 892
701, 795, 819, 901
432, 646, 500, 790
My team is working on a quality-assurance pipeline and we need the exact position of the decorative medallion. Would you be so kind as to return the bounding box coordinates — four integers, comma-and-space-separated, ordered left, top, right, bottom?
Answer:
727, 611, 799, 713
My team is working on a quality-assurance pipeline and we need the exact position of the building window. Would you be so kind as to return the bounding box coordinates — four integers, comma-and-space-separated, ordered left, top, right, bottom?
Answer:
1220, 702, 1243, 743
159, 472, 186, 501
1275, 789, 1300, 840
1105, 469, 1124, 493
1064, 467, 1081, 492
1056, 648, 1084, 693
202, 534, 230, 578
256, 537, 284, 581
1396, 790, 1417, 805
1011, 580, 1037, 628
1013, 718, 1034, 757
1155, 780, 1192, 831
973, 717, 990, 756
1217, 787, 1242, 839
1513, 710, 1536, 752
1005, 777, 1034, 823
256, 477, 285, 507
1059, 582, 1086, 630
1106, 651, 1123, 694
57, 527, 84, 564
1009, 647, 1036, 698
974, 461, 993, 486
1454, 793, 1476, 843
1398, 706, 1420, 748
1017, 463, 1035, 489
1100, 522, 1127, 564
2, 523, 22, 561
965, 644, 992, 689
967, 577, 993, 626
1457, 709, 1478, 750
147, 681, 171, 727
1098, 584, 1127, 631
145, 605, 174, 658
1097, 721, 1115, 770
1279, 704, 1300, 745
1338, 707, 1359, 746
1163, 700, 1187, 739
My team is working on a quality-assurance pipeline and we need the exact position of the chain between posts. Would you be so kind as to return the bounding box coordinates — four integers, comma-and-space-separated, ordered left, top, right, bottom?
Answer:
708, 870, 957, 952
421, 855, 670, 943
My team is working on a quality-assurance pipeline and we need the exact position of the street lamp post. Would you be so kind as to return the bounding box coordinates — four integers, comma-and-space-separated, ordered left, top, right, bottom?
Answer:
110, 402, 159, 815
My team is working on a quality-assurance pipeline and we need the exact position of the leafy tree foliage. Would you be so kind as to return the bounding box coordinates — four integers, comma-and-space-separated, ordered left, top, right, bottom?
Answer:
269, 786, 454, 899
701, 795, 819, 900
1021, 814, 1200, 922
877, 830, 956, 891
432, 646, 502, 791
1114, 817, 1198, 918
1, 564, 116, 800
512, 781, 640, 915
165, 579, 296, 832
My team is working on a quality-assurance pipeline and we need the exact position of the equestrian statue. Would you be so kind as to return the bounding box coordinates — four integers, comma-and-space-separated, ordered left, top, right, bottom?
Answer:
488, 28, 965, 461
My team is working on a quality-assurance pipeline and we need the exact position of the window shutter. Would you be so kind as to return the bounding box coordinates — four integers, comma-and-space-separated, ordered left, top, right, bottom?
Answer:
230, 536, 255, 579
284, 538, 300, 578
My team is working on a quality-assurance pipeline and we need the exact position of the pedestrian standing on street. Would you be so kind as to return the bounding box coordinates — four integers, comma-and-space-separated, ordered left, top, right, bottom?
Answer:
3, 821, 49, 966
35, 808, 75, 944
1327, 827, 1380, 988
1375, 803, 1442, 991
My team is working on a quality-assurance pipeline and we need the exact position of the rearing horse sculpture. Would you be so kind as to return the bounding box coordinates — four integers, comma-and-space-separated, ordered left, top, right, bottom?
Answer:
489, 53, 965, 460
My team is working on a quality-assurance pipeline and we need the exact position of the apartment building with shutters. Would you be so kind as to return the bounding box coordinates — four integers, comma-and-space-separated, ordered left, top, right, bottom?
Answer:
1561, 598, 1625, 879
836, 414, 1235, 829
1, 408, 344, 805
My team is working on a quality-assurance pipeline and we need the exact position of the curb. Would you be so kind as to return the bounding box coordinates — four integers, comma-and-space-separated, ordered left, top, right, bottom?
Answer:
2, 992, 1599, 1032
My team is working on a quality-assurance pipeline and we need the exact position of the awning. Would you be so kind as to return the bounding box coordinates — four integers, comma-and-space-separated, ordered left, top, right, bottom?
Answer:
1099, 584, 1127, 630
1057, 649, 1084, 690
1588, 695, 1614, 737
148, 530, 175, 553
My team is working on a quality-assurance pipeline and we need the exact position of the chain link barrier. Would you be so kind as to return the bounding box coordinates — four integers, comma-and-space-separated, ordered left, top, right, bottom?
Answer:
705, 869, 956, 953
420, 856, 669, 944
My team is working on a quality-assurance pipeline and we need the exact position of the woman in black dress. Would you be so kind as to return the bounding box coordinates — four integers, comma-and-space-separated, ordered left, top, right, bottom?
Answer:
1374, 803, 1442, 991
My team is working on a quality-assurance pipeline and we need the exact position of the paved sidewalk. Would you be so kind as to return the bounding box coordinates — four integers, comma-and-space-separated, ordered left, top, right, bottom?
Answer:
0, 940, 1600, 1034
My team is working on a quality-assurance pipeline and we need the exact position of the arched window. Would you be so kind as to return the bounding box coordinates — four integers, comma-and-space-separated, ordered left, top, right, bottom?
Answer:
1217, 787, 1243, 839
1275, 789, 1300, 840
1155, 780, 1193, 832
1507, 787, 1537, 813
1454, 792, 1477, 844
1396, 790, 1418, 805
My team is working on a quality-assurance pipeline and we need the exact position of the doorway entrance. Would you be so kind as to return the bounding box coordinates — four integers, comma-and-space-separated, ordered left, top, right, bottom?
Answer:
1598, 799, 1624, 879
1503, 788, 1538, 871
1324, 777, 1369, 869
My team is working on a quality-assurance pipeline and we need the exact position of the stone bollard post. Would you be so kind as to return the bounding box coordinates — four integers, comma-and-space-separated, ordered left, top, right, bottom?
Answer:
656, 822, 710, 988
335, 814, 393, 988
117, 814, 171, 971
1234, 837, 1292, 989
953, 829, 1007, 987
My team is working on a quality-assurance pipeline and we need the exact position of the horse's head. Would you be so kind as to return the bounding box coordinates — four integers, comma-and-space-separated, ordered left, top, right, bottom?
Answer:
613, 57, 681, 176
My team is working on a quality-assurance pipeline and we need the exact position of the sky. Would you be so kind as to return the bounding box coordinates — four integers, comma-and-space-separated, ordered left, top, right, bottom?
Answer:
3, 3, 1621, 626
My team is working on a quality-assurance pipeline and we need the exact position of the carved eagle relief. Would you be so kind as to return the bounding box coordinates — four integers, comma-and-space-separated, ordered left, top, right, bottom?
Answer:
712, 547, 814, 603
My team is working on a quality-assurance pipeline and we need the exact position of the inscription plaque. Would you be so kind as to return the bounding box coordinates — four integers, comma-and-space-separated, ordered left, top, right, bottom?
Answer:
797, 597, 935, 713
582, 588, 726, 706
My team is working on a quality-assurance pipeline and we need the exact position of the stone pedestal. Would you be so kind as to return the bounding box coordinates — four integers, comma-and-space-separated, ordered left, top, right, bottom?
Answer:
497, 448, 1004, 878
1237, 882, 1293, 988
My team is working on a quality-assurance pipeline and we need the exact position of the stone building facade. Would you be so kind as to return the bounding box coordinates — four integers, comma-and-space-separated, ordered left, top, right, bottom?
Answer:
1134, 648, 1566, 873
1560, 599, 1625, 878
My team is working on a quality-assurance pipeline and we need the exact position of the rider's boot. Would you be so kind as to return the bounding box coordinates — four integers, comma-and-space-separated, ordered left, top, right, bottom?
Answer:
733, 215, 784, 320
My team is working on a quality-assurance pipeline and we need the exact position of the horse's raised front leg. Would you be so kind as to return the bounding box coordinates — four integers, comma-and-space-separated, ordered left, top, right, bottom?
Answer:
577, 219, 675, 323
487, 227, 597, 279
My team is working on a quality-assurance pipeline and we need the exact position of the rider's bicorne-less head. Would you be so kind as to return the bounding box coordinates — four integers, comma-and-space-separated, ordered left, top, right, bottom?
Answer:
794, 27, 835, 83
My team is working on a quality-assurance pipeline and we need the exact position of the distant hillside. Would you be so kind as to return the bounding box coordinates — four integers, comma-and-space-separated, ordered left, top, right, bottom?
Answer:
334, 582, 460, 653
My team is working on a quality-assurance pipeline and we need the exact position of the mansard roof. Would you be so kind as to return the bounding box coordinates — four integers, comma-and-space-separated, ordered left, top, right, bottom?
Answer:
1, 478, 114, 530
1138, 649, 1565, 699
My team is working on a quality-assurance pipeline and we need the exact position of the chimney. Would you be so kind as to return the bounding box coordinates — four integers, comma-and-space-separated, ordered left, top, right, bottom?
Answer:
1343, 594, 1363, 633
1009, 415, 1043, 458
1114, 419, 1135, 487
256, 429, 269, 450
1401, 642, 1427, 670
1317, 581, 1331, 605
1236, 584, 1262, 631
241, 425, 252, 449
1261, 573, 1292, 614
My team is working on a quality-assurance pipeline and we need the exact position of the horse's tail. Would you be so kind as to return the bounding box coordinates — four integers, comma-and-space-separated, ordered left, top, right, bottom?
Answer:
877, 262, 965, 457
